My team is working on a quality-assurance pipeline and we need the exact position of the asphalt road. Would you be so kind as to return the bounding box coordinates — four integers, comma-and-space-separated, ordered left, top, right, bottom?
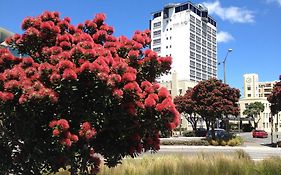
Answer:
238, 132, 281, 146
158, 132, 281, 160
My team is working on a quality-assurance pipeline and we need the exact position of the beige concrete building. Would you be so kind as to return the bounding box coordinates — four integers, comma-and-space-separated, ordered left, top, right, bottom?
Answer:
160, 72, 197, 98
239, 73, 279, 133
159, 72, 205, 130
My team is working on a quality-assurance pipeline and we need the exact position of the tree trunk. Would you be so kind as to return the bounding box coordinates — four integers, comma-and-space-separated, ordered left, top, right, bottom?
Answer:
205, 119, 210, 131
211, 121, 215, 140
192, 122, 197, 131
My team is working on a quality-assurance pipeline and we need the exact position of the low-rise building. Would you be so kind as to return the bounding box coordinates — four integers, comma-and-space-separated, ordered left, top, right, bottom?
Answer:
239, 73, 279, 133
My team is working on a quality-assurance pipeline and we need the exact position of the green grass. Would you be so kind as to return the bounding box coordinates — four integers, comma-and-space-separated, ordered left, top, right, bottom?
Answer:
53, 151, 281, 175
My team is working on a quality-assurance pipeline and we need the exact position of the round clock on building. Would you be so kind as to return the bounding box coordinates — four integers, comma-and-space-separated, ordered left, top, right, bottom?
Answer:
246, 78, 252, 83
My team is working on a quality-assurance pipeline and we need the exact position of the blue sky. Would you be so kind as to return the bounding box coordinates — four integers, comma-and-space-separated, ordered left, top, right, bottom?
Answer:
1, 0, 281, 96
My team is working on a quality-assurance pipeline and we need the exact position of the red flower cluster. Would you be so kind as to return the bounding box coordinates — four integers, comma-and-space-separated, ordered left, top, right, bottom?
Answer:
49, 119, 78, 147
79, 122, 97, 140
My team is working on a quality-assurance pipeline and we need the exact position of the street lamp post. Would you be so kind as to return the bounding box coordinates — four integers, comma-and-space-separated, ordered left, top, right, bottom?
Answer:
218, 49, 233, 84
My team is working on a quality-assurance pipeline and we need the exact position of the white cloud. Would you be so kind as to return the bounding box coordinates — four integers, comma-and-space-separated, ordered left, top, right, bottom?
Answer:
217, 31, 234, 43
266, 0, 281, 6
202, 0, 255, 23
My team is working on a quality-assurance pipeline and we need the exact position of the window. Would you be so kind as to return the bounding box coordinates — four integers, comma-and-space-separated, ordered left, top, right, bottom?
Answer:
196, 45, 201, 52
202, 74, 207, 79
196, 27, 201, 34
202, 39, 206, 46
190, 33, 195, 40
153, 47, 161, 52
247, 94, 251, 97
153, 30, 161, 37
190, 15, 195, 22
190, 42, 195, 49
196, 19, 201, 26
202, 48, 206, 54
190, 51, 195, 58
190, 24, 195, 31
175, 3, 188, 13
190, 61, 195, 66
247, 87, 251, 90
153, 38, 161, 46
202, 56, 207, 63
153, 22, 161, 29
190, 70, 195, 75
153, 12, 161, 19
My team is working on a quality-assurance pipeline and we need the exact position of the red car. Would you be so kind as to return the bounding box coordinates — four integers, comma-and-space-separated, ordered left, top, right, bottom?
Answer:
252, 130, 268, 138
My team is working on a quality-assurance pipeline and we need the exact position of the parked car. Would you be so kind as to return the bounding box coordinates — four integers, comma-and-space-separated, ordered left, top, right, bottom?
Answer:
206, 129, 232, 140
252, 129, 268, 138
195, 128, 207, 137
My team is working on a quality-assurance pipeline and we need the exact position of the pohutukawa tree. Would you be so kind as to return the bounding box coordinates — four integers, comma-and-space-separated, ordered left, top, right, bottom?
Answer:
174, 89, 200, 131
0, 11, 180, 174
191, 78, 240, 137
268, 77, 281, 116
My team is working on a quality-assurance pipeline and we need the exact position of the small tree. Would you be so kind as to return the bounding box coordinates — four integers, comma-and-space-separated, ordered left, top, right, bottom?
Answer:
191, 78, 240, 139
0, 11, 180, 174
243, 102, 265, 129
174, 89, 200, 131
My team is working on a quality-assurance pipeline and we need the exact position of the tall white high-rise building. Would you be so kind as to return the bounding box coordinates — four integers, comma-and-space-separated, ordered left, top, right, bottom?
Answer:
150, 2, 217, 82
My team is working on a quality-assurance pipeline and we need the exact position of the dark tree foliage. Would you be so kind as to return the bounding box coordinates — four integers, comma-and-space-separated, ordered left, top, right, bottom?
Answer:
191, 78, 240, 137
268, 79, 281, 115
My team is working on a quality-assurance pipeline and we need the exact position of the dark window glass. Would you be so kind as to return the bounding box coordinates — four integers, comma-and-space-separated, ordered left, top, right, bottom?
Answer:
153, 12, 161, 19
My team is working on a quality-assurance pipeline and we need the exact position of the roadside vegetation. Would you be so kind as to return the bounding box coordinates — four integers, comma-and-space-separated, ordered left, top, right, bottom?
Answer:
52, 151, 281, 175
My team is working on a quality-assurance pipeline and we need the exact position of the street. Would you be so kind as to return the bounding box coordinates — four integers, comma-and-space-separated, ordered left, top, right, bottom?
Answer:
158, 145, 281, 160
157, 132, 281, 160
238, 132, 281, 146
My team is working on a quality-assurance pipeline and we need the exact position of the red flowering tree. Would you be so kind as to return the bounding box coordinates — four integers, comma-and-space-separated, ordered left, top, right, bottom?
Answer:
0, 11, 179, 174
191, 78, 240, 137
174, 89, 200, 131
268, 77, 281, 115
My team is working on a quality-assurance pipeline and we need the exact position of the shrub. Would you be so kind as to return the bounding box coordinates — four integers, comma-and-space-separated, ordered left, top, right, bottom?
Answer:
220, 140, 227, 146
227, 139, 237, 146
160, 139, 209, 146
210, 139, 219, 146
182, 130, 195, 137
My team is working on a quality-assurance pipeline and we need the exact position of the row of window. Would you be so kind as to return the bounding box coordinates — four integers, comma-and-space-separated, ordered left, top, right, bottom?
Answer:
174, 3, 216, 27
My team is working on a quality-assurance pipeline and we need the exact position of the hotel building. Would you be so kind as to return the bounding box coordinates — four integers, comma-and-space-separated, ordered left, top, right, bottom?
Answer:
150, 2, 217, 97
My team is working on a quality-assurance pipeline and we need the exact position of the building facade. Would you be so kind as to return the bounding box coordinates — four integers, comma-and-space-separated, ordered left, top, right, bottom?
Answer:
239, 73, 279, 133
150, 2, 217, 83
150, 2, 217, 131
